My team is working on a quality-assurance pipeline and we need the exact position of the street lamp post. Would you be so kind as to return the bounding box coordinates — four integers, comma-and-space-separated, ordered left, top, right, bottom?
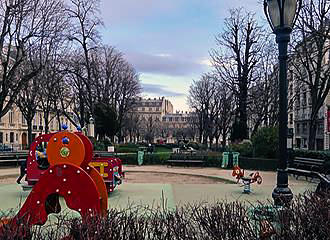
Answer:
264, 0, 302, 206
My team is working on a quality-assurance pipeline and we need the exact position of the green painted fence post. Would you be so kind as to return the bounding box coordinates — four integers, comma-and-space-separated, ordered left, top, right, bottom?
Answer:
137, 151, 144, 166
222, 152, 229, 168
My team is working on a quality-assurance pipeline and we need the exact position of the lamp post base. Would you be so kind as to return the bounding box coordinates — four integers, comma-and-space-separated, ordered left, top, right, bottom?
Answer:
272, 186, 293, 206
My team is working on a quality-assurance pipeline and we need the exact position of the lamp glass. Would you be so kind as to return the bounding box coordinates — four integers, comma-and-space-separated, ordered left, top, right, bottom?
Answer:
283, 0, 297, 27
267, 0, 281, 29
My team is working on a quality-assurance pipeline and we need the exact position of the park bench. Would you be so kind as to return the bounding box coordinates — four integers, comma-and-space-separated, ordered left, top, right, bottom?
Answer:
0, 152, 28, 166
288, 157, 328, 179
287, 168, 330, 195
166, 153, 206, 167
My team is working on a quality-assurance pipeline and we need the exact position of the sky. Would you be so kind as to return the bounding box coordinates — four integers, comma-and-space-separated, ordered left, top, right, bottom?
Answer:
99, 0, 265, 111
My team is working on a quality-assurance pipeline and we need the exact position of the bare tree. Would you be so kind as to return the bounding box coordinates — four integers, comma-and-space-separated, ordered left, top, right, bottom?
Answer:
186, 113, 199, 142
217, 84, 235, 148
141, 116, 160, 143
123, 112, 141, 143
38, 43, 71, 133
16, 74, 39, 147
291, 0, 330, 150
64, 0, 102, 125
248, 41, 279, 136
188, 73, 220, 146
0, 0, 66, 120
210, 8, 264, 141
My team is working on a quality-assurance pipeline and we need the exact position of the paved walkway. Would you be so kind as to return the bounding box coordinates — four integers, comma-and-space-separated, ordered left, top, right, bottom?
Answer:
0, 165, 317, 212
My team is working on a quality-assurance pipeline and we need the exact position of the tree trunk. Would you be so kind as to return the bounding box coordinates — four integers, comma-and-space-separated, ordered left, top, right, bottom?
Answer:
44, 112, 49, 134
239, 85, 249, 139
79, 93, 85, 128
308, 120, 317, 150
222, 128, 227, 148
57, 112, 61, 131
27, 119, 33, 148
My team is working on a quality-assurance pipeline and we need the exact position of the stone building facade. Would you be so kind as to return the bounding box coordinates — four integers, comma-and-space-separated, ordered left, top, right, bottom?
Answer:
287, 38, 330, 150
0, 104, 75, 149
130, 97, 197, 143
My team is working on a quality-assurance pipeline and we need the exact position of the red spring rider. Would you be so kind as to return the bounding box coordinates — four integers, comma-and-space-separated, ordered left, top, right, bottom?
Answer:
232, 166, 263, 194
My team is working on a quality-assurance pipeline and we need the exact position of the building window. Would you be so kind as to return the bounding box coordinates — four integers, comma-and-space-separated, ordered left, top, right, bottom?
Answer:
142, 107, 145, 111
162, 117, 166, 122
149, 108, 152, 111
175, 117, 179, 122
318, 123, 324, 134
6, 133, 8, 142
156, 107, 160, 111
16, 133, 18, 141
289, 114, 293, 124
39, 114, 42, 125
0, 132, 3, 144
302, 92, 307, 106
9, 111, 14, 124
303, 123, 307, 134
169, 117, 173, 122
296, 123, 300, 134
10, 132, 14, 143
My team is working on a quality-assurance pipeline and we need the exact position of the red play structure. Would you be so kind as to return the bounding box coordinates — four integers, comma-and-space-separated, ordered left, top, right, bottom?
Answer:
0, 128, 123, 236
26, 130, 123, 193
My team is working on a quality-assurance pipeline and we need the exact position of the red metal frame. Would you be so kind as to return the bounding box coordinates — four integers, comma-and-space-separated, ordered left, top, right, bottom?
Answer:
1, 130, 117, 236
26, 131, 124, 192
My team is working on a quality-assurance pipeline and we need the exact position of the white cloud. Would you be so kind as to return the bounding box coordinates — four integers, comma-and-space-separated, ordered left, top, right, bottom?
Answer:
124, 51, 208, 76
100, 0, 180, 24
153, 53, 172, 58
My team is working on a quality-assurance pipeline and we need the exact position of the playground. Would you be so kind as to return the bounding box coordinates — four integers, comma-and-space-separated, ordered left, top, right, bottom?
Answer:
0, 127, 319, 238
0, 165, 317, 211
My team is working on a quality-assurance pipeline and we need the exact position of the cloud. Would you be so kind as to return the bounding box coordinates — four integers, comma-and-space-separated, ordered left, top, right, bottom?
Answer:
142, 83, 185, 97
124, 51, 208, 76
100, 0, 179, 24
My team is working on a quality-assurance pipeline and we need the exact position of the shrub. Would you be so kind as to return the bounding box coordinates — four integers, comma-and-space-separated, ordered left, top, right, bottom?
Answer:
1, 193, 329, 239
252, 127, 279, 158
119, 153, 171, 165
115, 144, 139, 153
239, 157, 278, 171
230, 141, 253, 157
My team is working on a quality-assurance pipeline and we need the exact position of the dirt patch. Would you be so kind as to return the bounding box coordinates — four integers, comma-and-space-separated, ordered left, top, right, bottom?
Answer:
124, 172, 226, 184
0, 172, 227, 185
0, 176, 17, 185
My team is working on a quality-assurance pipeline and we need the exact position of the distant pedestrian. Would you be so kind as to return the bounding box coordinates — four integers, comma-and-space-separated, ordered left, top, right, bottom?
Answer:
17, 158, 27, 184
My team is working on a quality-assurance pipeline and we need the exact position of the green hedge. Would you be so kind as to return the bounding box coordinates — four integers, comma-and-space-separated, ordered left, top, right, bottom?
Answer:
118, 153, 171, 165
118, 152, 221, 167
239, 157, 278, 171
169, 152, 221, 167
293, 149, 330, 160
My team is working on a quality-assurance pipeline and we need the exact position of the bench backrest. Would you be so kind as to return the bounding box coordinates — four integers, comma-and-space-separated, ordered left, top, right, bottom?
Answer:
293, 157, 325, 166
